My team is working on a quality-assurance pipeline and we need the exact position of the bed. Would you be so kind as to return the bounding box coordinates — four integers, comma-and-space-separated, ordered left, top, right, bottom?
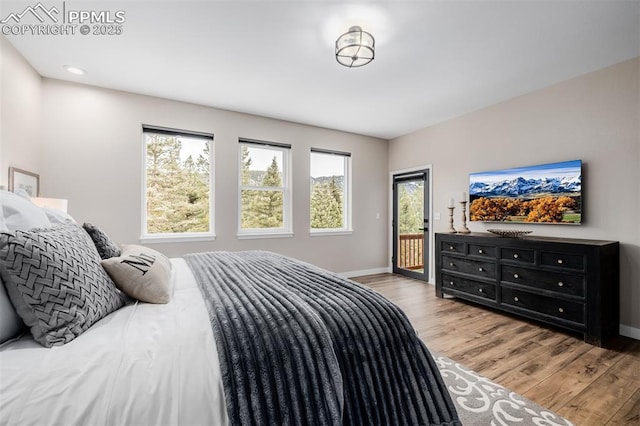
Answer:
0, 190, 460, 426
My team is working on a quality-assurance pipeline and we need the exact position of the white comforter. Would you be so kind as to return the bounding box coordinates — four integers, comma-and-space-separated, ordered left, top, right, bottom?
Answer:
0, 259, 228, 426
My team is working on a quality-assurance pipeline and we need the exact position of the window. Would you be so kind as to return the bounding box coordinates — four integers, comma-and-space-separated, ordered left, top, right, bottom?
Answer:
238, 139, 292, 237
141, 125, 214, 242
310, 148, 351, 234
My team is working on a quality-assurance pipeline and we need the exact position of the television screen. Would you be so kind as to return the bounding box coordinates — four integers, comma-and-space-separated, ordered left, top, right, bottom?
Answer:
469, 160, 582, 224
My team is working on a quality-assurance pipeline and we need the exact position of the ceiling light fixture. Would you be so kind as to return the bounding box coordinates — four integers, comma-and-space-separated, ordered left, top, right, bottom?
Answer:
63, 65, 87, 75
335, 26, 375, 68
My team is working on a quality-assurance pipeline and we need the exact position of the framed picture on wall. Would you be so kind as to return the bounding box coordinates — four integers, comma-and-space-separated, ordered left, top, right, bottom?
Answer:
8, 167, 40, 196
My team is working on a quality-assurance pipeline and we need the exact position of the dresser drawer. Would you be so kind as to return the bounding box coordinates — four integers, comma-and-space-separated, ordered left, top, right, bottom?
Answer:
501, 265, 585, 297
441, 240, 464, 255
541, 251, 585, 271
442, 274, 496, 301
501, 247, 534, 264
436, 232, 619, 347
442, 255, 496, 279
501, 287, 585, 325
468, 244, 496, 259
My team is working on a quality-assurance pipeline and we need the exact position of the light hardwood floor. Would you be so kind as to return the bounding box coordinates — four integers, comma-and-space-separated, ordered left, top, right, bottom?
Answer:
351, 273, 640, 425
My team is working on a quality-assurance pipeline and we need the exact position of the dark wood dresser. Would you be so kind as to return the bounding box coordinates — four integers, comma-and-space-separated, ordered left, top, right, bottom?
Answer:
435, 232, 619, 346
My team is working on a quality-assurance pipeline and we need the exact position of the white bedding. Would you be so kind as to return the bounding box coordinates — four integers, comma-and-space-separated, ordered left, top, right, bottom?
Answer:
0, 259, 228, 426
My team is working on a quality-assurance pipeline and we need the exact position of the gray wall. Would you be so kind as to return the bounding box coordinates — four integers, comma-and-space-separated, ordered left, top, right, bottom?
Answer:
1, 36, 389, 275
389, 58, 640, 337
37, 79, 389, 275
0, 36, 41, 189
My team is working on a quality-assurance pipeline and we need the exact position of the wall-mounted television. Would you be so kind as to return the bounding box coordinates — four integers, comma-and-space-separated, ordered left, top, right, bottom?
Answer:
469, 160, 582, 224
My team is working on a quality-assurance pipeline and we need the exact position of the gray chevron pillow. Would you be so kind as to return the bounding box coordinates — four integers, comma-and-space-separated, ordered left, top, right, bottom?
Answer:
0, 223, 127, 347
83, 223, 121, 260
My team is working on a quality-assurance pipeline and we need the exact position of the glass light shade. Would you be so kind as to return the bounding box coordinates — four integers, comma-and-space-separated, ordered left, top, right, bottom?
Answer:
335, 26, 375, 68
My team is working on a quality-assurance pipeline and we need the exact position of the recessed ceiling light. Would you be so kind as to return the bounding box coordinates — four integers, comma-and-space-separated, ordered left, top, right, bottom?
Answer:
63, 65, 87, 75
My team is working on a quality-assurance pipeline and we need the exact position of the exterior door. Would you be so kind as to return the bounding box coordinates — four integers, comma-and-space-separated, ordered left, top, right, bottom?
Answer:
392, 170, 429, 281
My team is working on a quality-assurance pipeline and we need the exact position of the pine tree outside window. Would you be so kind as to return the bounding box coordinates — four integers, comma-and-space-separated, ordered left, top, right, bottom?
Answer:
238, 139, 292, 238
310, 149, 352, 235
141, 126, 214, 243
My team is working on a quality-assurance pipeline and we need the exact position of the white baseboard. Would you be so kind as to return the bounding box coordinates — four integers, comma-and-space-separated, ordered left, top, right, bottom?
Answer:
620, 324, 640, 341
340, 267, 391, 278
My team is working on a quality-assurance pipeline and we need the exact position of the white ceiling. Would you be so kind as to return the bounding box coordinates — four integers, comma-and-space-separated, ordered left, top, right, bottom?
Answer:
3, 1, 639, 139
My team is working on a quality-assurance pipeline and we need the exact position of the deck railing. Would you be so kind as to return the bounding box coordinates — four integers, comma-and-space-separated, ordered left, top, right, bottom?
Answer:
398, 233, 424, 270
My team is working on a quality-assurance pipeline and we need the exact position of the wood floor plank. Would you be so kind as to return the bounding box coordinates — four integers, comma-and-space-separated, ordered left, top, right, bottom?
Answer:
522, 347, 620, 411
351, 273, 640, 425
555, 353, 640, 424
606, 389, 640, 425
492, 337, 594, 396
444, 322, 548, 372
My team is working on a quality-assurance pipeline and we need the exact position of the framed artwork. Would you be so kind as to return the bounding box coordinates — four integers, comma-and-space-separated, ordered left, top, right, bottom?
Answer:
8, 167, 40, 197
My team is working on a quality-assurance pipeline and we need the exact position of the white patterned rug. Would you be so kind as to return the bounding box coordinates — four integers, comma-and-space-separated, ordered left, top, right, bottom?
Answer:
433, 355, 574, 426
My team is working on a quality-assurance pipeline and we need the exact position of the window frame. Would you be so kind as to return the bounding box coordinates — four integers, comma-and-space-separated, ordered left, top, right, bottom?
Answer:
140, 125, 215, 244
237, 138, 293, 239
309, 148, 352, 236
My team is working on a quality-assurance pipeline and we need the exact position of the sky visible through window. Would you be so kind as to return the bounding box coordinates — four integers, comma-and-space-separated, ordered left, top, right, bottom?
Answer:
245, 147, 283, 174
179, 138, 344, 177
311, 153, 344, 178
177, 136, 209, 162
180, 139, 343, 177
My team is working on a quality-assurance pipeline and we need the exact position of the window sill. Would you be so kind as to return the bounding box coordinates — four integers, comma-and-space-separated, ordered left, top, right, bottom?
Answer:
140, 233, 216, 244
237, 231, 294, 240
310, 229, 353, 237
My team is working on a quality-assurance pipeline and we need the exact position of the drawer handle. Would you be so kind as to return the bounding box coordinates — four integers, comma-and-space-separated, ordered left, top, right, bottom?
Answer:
558, 282, 564, 287
514, 296, 519, 302
558, 307, 564, 313
557, 259, 564, 264
513, 253, 519, 259
478, 288, 483, 293
513, 273, 519, 279
449, 262, 454, 267
450, 281, 454, 286
478, 249, 483, 254
449, 246, 454, 250
478, 267, 484, 272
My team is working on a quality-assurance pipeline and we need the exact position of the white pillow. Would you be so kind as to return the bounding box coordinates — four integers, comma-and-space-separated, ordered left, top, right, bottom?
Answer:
0, 190, 51, 231
0, 278, 24, 344
101, 245, 172, 304
43, 207, 75, 224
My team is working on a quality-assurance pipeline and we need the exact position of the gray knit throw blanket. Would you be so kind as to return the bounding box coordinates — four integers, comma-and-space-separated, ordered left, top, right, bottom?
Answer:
184, 251, 460, 426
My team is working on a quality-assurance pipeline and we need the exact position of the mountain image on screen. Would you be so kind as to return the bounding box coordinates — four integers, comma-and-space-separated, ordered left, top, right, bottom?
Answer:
470, 175, 581, 198
469, 160, 582, 224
